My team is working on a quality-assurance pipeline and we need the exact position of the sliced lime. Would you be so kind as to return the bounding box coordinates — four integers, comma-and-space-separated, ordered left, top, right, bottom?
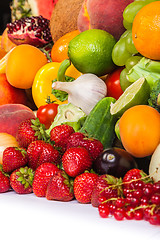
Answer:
110, 77, 150, 117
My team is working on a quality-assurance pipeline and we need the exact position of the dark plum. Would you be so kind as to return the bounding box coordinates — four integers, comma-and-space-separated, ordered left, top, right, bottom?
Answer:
93, 147, 138, 178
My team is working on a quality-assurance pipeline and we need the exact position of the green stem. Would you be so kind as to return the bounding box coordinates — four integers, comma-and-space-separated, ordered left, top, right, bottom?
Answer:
57, 59, 71, 82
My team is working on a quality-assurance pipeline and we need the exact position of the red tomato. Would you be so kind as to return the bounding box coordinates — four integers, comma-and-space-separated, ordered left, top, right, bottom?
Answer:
105, 68, 124, 100
37, 103, 59, 129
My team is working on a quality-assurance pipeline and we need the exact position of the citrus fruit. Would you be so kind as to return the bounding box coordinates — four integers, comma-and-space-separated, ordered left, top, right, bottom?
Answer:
119, 105, 160, 158
6, 44, 48, 89
51, 30, 80, 62
0, 47, 15, 74
68, 29, 116, 76
110, 77, 150, 117
132, 1, 160, 60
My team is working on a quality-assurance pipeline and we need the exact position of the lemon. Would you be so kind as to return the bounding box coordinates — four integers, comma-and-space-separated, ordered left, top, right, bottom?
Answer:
110, 77, 150, 117
68, 29, 116, 76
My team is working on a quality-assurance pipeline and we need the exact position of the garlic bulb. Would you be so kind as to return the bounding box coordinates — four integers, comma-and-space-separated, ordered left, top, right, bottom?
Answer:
52, 73, 107, 115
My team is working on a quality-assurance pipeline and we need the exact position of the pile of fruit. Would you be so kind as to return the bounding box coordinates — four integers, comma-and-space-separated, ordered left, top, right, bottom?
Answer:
0, 0, 160, 226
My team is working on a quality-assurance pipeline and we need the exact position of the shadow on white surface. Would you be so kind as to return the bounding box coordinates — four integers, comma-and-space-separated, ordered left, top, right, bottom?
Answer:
0, 191, 160, 240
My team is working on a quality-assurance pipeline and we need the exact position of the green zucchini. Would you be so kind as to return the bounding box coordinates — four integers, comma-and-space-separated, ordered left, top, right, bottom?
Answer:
80, 97, 117, 149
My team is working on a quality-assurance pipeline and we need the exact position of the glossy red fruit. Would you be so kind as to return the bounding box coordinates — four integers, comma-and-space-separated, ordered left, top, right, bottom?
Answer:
32, 162, 60, 197
105, 67, 123, 100
16, 118, 39, 148
2, 147, 28, 173
0, 165, 10, 193
46, 170, 74, 201
62, 147, 93, 177
37, 103, 59, 129
27, 140, 60, 170
91, 174, 122, 207
73, 172, 98, 203
50, 124, 75, 152
98, 203, 110, 218
10, 166, 34, 194
66, 132, 103, 160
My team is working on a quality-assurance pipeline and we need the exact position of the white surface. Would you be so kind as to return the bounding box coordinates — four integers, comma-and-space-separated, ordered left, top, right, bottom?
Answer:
0, 191, 160, 240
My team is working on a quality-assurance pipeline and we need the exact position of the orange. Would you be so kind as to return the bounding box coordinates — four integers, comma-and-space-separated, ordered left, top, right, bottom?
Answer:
51, 30, 80, 62
119, 105, 160, 158
132, 1, 160, 60
1, 28, 16, 53
6, 44, 48, 89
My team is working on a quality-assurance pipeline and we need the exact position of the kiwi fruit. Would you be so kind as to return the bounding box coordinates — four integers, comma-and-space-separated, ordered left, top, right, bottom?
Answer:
50, 0, 83, 42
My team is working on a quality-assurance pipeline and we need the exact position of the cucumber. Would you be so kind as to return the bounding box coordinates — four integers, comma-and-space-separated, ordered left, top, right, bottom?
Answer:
80, 97, 117, 149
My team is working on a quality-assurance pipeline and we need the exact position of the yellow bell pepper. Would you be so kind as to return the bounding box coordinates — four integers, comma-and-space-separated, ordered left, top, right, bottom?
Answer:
32, 61, 82, 108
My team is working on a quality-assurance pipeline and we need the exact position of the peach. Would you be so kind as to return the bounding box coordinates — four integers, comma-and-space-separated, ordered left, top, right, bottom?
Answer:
0, 104, 35, 137
0, 74, 28, 106
77, 0, 133, 40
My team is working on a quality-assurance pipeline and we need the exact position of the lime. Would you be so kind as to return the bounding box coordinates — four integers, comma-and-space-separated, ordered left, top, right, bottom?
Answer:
110, 77, 150, 117
68, 29, 116, 76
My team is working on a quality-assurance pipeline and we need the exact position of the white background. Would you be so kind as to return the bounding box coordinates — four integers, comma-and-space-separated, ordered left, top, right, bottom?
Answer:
0, 191, 160, 240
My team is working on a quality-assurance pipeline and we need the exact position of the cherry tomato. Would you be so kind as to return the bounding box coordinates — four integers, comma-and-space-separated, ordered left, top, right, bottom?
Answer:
37, 103, 59, 129
105, 68, 124, 100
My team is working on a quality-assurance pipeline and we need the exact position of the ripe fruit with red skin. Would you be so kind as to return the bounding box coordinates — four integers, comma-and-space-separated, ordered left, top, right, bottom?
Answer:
0, 103, 35, 138
0, 73, 28, 105
0, 164, 10, 193
62, 147, 93, 177
50, 124, 75, 153
123, 169, 152, 190
105, 67, 123, 100
16, 118, 46, 148
37, 103, 59, 129
2, 147, 28, 173
66, 132, 84, 148
10, 166, 34, 194
91, 174, 122, 207
27, 140, 60, 170
46, 170, 74, 201
32, 162, 60, 197
66, 132, 104, 160
74, 172, 98, 203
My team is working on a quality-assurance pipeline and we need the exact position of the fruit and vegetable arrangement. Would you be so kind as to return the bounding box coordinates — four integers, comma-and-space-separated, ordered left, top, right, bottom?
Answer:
0, 0, 160, 226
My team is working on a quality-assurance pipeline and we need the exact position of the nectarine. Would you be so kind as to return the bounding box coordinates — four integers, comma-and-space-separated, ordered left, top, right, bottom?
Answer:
77, 0, 133, 40
0, 73, 27, 105
0, 104, 35, 137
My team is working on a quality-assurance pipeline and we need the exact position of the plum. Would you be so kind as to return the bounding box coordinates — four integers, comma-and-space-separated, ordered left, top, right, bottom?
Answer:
77, 0, 134, 40
93, 147, 138, 178
0, 104, 35, 137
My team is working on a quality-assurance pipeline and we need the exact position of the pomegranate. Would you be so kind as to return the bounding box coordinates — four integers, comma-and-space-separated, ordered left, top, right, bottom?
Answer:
7, 15, 52, 47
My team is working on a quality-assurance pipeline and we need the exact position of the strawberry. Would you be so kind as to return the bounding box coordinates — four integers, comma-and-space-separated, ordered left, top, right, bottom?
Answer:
16, 118, 48, 148
66, 132, 84, 148
91, 174, 123, 207
32, 162, 60, 197
66, 132, 103, 160
74, 172, 98, 204
2, 147, 28, 173
50, 124, 75, 153
62, 147, 93, 177
27, 140, 60, 170
46, 170, 74, 202
10, 166, 34, 194
0, 164, 10, 193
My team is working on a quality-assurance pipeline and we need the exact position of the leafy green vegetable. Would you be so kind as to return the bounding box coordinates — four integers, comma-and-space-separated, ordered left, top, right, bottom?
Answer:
148, 80, 160, 112
51, 76, 75, 102
126, 57, 160, 89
